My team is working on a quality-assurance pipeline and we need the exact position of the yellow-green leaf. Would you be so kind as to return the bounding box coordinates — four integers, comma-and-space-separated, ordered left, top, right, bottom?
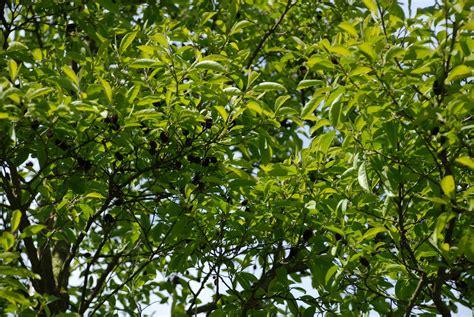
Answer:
62, 65, 79, 86
363, 0, 378, 15
253, 82, 287, 93
214, 105, 229, 122
85, 192, 105, 199
338, 22, 358, 37
195, 60, 226, 72
358, 162, 370, 192
360, 227, 387, 242
8, 59, 18, 81
455, 156, 474, 169
358, 43, 377, 61
119, 31, 138, 54
440, 175, 455, 198
0, 113, 9, 119
11, 210, 21, 232
297, 79, 321, 90
100, 78, 113, 103
20, 224, 46, 239
446, 65, 471, 81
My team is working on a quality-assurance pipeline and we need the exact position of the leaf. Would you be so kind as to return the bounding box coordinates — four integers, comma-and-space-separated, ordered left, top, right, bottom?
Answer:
119, 31, 138, 54
358, 43, 377, 61
100, 78, 113, 103
455, 156, 474, 169
150, 33, 168, 47
195, 60, 226, 72
358, 162, 370, 192
11, 210, 21, 232
78, 204, 94, 219
360, 227, 387, 242
62, 65, 79, 86
8, 59, 18, 81
20, 224, 46, 239
230, 20, 253, 35
338, 22, 358, 37
363, 0, 378, 15
214, 106, 228, 122
130, 59, 160, 68
440, 175, 455, 198
223, 87, 242, 95
0, 290, 30, 306
85, 192, 105, 199
318, 130, 336, 154
297, 79, 321, 90
446, 65, 471, 81
253, 82, 287, 93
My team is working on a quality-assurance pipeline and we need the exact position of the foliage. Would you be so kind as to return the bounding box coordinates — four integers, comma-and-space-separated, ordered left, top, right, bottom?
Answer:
0, 0, 472, 316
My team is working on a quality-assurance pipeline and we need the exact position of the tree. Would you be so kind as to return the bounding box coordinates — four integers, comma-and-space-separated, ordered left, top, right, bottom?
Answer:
0, 0, 472, 316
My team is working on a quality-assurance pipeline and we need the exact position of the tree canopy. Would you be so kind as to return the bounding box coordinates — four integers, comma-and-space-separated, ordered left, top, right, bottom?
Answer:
0, 0, 473, 316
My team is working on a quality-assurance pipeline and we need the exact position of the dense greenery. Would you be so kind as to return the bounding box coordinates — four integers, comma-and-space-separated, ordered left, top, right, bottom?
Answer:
0, 0, 472, 316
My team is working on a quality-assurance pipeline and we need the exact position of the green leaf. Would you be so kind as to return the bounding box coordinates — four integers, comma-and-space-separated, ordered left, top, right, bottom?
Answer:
130, 59, 161, 68
20, 224, 46, 239
297, 79, 321, 90
360, 227, 387, 242
11, 210, 21, 232
214, 105, 229, 122
62, 65, 79, 86
318, 130, 336, 154
230, 20, 253, 35
100, 78, 113, 103
363, 0, 378, 15
0, 289, 30, 306
440, 175, 455, 198
253, 82, 287, 93
119, 31, 138, 54
446, 65, 471, 81
85, 192, 105, 199
338, 22, 358, 37
358, 162, 370, 192
455, 156, 474, 169
8, 59, 18, 81
195, 60, 226, 72
358, 43, 377, 61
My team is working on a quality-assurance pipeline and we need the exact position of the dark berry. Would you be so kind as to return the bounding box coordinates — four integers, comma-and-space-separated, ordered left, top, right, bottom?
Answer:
160, 131, 169, 144
330, 56, 339, 65
201, 118, 213, 130
299, 65, 307, 75
149, 140, 157, 150
431, 126, 440, 136
335, 233, 342, 241
188, 155, 201, 164
359, 256, 370, 267
303, 229, 313, 242
209, 156, 217, 164
46, 130, 54, 138
201, 157, 210, 167
26, 161, 34, 167
115, 152, 124, 161
110, 114, 118, 123
241, 199, 248, 206
103, 213, 115, 225
31, 120, 40, 130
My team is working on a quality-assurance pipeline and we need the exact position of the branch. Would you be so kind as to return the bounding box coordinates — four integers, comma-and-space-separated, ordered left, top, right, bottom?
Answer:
246, 0, 297, 69
187, 248, 308, 315
405, 274, 426, 317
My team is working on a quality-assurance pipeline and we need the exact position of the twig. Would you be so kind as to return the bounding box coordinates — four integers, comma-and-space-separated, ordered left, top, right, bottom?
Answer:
246, 0, 297, 69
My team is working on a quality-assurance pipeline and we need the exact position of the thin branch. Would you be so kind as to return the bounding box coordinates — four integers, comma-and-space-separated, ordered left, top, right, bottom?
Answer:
246, 0, 297, 69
